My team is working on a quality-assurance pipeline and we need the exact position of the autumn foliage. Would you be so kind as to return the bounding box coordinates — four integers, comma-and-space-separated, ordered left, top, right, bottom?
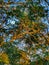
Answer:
0, 0, 49, 65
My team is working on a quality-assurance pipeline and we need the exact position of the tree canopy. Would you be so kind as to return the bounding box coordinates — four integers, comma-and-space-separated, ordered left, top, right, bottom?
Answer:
0, 0, 49, 65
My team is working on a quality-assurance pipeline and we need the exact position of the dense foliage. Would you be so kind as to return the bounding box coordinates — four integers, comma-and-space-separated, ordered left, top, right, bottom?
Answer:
0, 0, 49, 65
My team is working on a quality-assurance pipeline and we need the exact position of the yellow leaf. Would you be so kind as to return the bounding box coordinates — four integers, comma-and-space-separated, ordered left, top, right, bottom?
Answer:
45, 56, 49, 61
0, 52, 9, 64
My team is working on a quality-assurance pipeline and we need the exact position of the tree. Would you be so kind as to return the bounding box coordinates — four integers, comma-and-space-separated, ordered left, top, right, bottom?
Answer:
0, 0, 49, 65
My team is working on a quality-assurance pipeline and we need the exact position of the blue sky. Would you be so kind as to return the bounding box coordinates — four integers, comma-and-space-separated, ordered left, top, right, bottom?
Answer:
4, 0, 25, 2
